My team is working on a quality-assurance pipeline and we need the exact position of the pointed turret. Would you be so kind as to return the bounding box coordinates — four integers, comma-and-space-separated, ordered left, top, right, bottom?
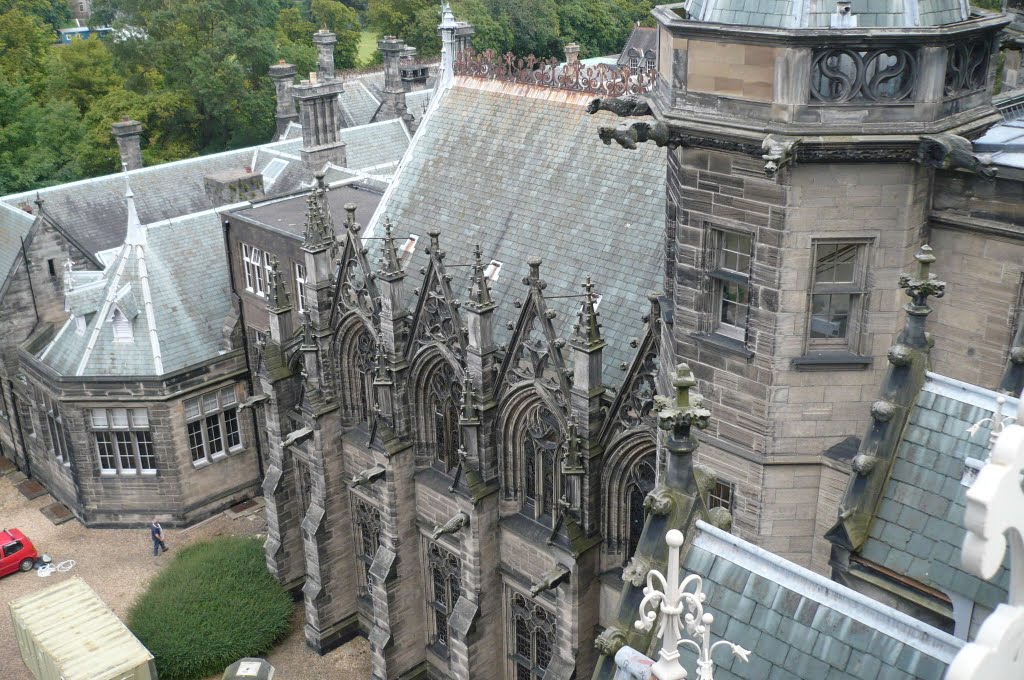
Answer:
302, 173, 336, 253
466, 244, 493, 311
377, 215, 404, 279
572, 276, 603, 350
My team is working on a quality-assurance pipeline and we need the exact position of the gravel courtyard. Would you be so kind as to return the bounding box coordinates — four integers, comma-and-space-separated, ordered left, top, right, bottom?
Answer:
0, 472, 370, 679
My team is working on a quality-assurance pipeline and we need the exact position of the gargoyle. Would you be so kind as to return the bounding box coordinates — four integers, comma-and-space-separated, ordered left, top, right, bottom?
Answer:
239, 393, 269, 410
529, 564, 571, 596
431, 511, 469, 540
598, 121, 672, 150
918, 133, 996, 178
350, 464, 386, 488
586, 94, 653, 118
280, 426, 312, 449
761, 134, 801, 178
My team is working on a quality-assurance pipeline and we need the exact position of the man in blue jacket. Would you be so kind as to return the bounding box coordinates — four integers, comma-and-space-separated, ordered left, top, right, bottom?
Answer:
150, 519, 168, 556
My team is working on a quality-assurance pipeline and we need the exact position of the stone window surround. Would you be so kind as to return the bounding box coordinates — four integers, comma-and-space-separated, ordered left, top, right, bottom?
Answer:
694, 221, 755, 354
241, 243, 274, 298
504, 582, 558, 680
351, 492, 382, 598
90, 407, 155, 475
43, 394, 71, 466
793, 236, 875, 370
424, 538, 462, 657
185, 385, 243, 467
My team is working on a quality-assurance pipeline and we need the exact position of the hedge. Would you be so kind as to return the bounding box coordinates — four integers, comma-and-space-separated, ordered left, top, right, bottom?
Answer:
127, 536, 292, 680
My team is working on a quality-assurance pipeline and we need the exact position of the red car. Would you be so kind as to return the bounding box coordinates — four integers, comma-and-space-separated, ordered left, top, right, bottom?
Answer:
0, 529, 38, 577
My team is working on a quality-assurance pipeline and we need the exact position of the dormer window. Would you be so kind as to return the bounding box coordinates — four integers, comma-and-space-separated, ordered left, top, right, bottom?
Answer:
112, 308, 133, 343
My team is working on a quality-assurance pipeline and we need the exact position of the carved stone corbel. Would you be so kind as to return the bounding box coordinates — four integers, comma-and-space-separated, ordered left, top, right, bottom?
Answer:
594, 627, 628, 658
622, 555, 653, 587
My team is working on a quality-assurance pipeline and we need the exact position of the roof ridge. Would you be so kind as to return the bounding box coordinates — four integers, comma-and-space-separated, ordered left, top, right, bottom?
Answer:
691, 520, 964, 661
924, 371, 1021, 412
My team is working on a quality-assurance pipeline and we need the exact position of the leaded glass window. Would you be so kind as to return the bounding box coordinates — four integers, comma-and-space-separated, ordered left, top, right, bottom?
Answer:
355, 500, 381, 595
509, 591, 556, 679
522, 405, 561, 521
625, 455, 657, 560
427, 543, 462, 650
428, 362, 461, 471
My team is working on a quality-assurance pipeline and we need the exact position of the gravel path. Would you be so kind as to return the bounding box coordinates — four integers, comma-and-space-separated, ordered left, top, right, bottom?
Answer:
0, 473, 370, 679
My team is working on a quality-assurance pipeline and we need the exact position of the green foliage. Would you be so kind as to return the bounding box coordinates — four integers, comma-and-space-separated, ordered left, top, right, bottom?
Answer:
45, 38, 121, 113
357, 29, 379, 64
127, 537, 292, 680
0, 0, 71, 31
0, 9, 55, 87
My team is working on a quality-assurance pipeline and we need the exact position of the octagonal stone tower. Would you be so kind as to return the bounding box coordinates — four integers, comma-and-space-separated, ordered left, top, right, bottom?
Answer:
626, 1, 1009, 571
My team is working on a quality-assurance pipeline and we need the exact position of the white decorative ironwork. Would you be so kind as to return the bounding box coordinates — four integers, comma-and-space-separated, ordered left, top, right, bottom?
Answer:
966, 395, 1018, 448
947, 392, 1024, 679
634, 529, 750, 680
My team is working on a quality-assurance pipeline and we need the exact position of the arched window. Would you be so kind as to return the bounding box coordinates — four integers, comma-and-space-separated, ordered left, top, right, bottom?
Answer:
428, 543, 461, 650
427, 361, 461, 471
355, 500, 381, 596
352, 330, 375, 421
509, 590, 556, 679
521, 405, 562, 521
337, 322, 376, 424
624, 455, 657, 560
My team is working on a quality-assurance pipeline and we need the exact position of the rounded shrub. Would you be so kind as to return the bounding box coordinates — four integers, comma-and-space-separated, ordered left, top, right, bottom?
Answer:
127, 536, 292, 680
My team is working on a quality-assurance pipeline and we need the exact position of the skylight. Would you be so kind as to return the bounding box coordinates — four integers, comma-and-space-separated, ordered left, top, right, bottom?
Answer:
263, 158, 288, 185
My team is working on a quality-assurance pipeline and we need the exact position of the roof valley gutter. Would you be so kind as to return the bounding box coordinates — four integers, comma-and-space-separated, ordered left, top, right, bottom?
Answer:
76, 246, 130, 376
135, 244, 164, 374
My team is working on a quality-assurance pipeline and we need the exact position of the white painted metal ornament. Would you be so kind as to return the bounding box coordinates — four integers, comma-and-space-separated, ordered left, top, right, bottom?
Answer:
947, 392, 1024, 679
634, 529, 750, 680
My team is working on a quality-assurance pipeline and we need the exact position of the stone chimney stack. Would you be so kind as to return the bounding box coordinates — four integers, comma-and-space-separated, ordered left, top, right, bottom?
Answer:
292, 77, 347, 173
313, 28, 337, 81
564, 42, 580, 65
269, 61, 299, 139
112, 119, 143, 170
377, 36, 409, 120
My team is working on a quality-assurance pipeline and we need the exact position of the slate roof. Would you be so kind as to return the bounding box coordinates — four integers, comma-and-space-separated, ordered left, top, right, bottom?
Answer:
339, 79, 382, 127
973, 117, 1024, 170
859, 373, 1012, 612
364, 78, 665, 383
616, 26, 658, 67
684, 0, 967, 27
0, 201, 35, 288
338, 119, 411, 172
681, 521, 963, 680
38, 207, 234, 377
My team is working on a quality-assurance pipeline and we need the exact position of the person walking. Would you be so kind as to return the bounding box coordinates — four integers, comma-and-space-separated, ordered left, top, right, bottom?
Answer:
150, 518, 168, 556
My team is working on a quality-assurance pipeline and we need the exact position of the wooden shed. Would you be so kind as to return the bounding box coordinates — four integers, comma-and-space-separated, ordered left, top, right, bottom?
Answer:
9, 577, 157, 680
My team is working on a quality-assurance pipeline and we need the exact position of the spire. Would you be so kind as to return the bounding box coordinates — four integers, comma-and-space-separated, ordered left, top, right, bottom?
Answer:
466, 244, 493, 310
439, 0, 458, 84
572, 275, 603, 348
122, 163, 145, 246
378, 215, 404, 278
267, 257, 292, 312
897, 244, 946, 349
302, 173, 335, 251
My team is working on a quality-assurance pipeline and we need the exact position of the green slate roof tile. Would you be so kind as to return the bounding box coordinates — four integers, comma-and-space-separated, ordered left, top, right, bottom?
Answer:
860, 377, 1013, 613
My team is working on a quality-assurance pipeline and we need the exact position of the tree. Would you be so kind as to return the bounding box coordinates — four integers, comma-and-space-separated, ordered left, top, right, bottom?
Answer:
0, 9, 55, 89
0, 76, 84, 193
45, 38, 121, 113
491, 0, 561, 58
0, 0, 71, 31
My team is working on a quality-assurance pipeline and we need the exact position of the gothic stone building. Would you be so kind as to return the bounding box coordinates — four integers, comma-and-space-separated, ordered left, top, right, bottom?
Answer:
245, 1, 1024, 678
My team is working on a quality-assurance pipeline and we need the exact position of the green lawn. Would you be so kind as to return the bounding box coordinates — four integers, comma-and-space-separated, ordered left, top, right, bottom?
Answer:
358, 30, 379, 66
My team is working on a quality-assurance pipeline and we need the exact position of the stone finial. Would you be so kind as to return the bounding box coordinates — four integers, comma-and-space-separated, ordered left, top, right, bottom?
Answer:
372, 332, 392, 386
302, 180, 336, 251
300, 310, 315, 348
466, 243, 493, 309
655, 363, 710, 436
459, 373, 479, 424
898, 244, 946, 314
267, 257, 292, 311
572, 276, 603, 348
378, 215, 404, 277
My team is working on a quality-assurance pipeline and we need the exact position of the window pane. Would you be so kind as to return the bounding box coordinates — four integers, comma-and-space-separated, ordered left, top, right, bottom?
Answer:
206, 415, 223, 455
187, 420, 206, 462
203, 393, 219, 413
131, 408, 148, 428
224, 408, 241, 449
114, 431, 135, 471
96, 432, 116, 471
110, 408, 129, 428
91, 409, 108, 429
815, 243, 857, 284
136, 431, 156, 470
810, 293, 851, 339
720, 282, 748, 327
220, 387, 237, 406
185, 398, 200, 420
